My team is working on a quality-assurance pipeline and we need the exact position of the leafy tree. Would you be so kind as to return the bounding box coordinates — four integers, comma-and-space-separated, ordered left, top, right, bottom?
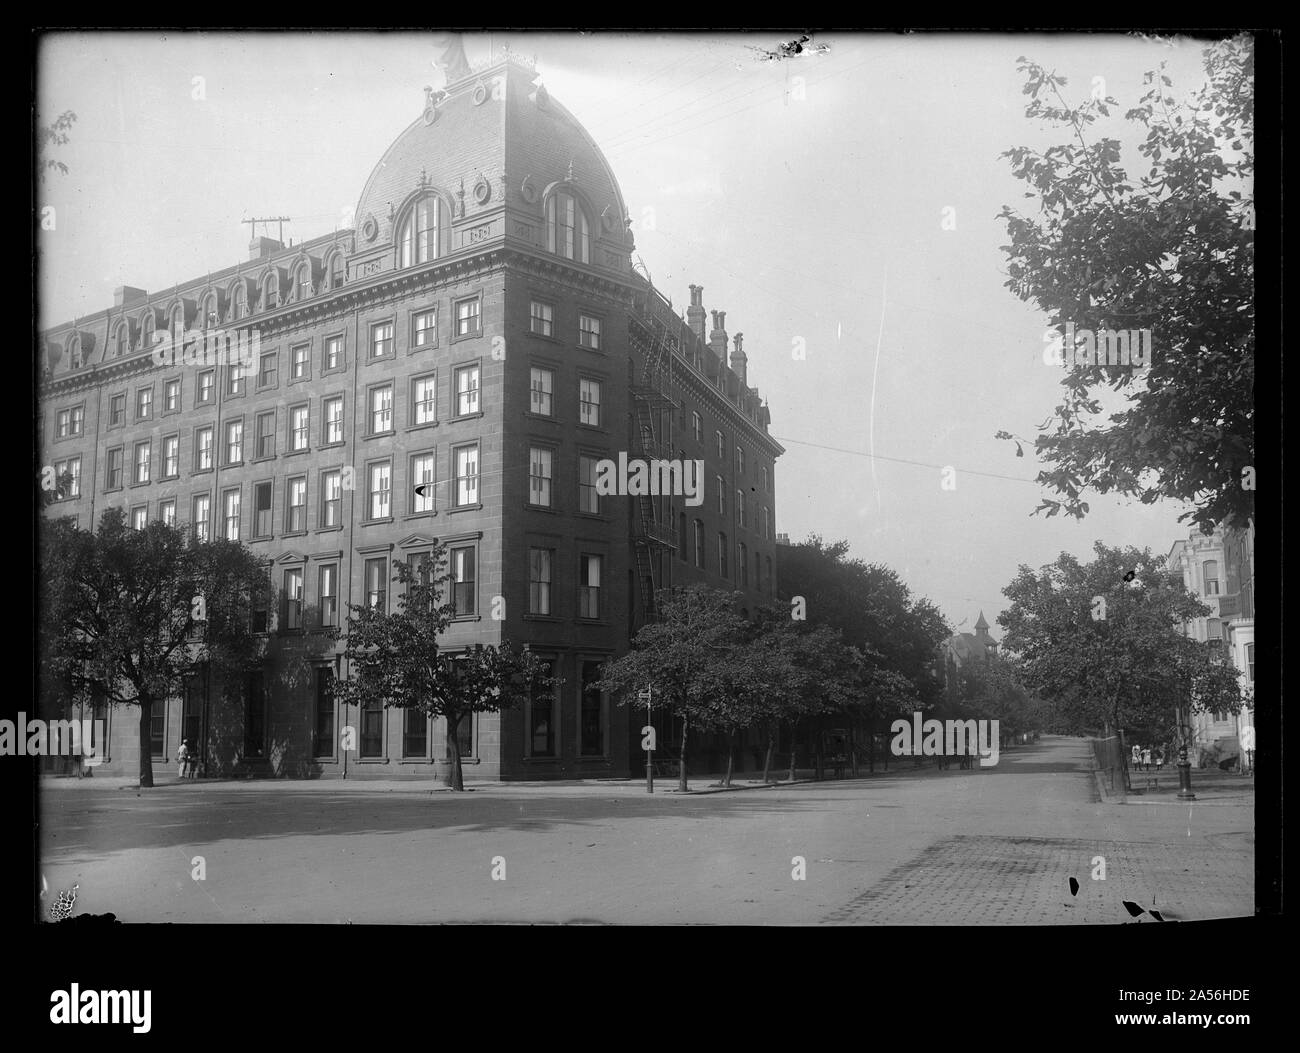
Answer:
597, 585, 747, 792
39, 508, 271, 786
38, 110, 77, 182
333, 545, 549, 791
998, 542, 1243, 765
997, 38, 1254, 533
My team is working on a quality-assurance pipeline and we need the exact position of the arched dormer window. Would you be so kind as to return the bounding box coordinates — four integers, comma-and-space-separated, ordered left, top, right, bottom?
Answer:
546, 189, 590, 264
329, 252, 345, 290
114, 322, 128, 358
295, 261, 312, 301
171, 303, 186, 336
398, 196, 447, 268
141, 311, 155, 349
231, 282, 247, 320
202, 292, 219, 328
68, 334, 82, 369
263, 273, 279, 310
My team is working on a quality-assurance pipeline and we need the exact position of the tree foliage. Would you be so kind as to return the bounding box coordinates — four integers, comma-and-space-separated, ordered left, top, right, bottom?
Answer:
997, 38, 1254, 533
38, 110, 77, 182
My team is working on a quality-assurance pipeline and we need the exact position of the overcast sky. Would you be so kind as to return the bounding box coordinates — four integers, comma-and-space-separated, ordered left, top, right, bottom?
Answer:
36, 30, 1226, 635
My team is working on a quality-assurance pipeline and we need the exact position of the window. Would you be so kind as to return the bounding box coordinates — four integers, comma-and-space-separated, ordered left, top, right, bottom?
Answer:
716, 430, 725, 460
109, 394, 126, 427
1206, 618, 1222, 655
736, 445, 745, 475
150, 704, 164, 757
53, 457, 80, 499
254, 481, 273, 538
231, 283, 247, 319
453, 707, 473, 760
227, 363, 245, 396
370, 385, 393, 434
412, 375, 437, 425
263, 275, 279, 310
692, 411, 702, 443
679, 512, 687, 560
763, 507, 771, 540
530, 300, 554, 337
579, 660, 604, 755
455, 298, 480, 338
324, 396, 344, 444
197, 370, 214, 406
159, 498, 176, 527
291, 343, 309, 379
296, 264, 312, 301
114, 326, 128, 358
284, 568, 303, 629
739, 542, 749, 587
132, 505, 148, 531
755, 550, 762, 592
254, 567, 274, 633
1203, 560, 1220, 596
259, 352, 277, 389
368, 462, 392, 520
321, 470, 342, 527
290, 405, 309, 451
225, 419, 244, 464
156, 436, 177, 480
718, 532, 728, 578
57, 406, 84, 437
313, 667, 335, 757
530, 367, 554, 416
411, 453, 435, 513
196, 427, 214, 471
579, 314, 601, 350
286, 477, 307, 532
716, 478, 725, 517
319, 564, 339, 628
360, 698, 384, 759
693, 520, 705, 568
529, 658, 557, 757
529, 447, 553, 507
106, 448, 124, 489
256, 412, 276, 458
136, 387, 153, 420
365, 557, 387, 611
761, 465, 769, 493
134, 441, 151, 484
455, 364, 480, 415
578, 454, 601, 514
1246, 642, 1255, 683
454, 444, 479, 506
450, 546, 476, 615
529, 548, 553, 614
403, 708, 427, 759
223, 489, 241, 541
324, 335, 343, 371
370, 321, 394, 360
737, 490, 746, 529
578, 554, 602, 618
579, 378, 601, 427
546, 190, 590, 263
192, 494, 211, 542
766, 555, 773, 597
329, 253, 345, 290
413, 308, 437, 348
398, 196, 444, 267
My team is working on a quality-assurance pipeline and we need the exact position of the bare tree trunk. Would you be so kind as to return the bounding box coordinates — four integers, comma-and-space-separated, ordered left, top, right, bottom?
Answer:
814, 717, 824, 781
447, 712, 464, 791
138, 696, 154, 787
787, 720, 798, 783
849, 721, 858, 777
762, 725, 775, 784
722, 729, 735, 787
678, 715, 689, 792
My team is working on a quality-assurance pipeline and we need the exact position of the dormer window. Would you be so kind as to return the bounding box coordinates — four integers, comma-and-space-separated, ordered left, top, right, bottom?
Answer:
171, 303, 185, 336
398, 196, 446, 268
203, 292, 219, 328
329, 253, 344, 289
263, 275, 279, 310
546, 190, 590, 263
114, 325, 127, 358
141, 312, 155, 349
232, 283, 247, 319
296, 262, 312, 301
68, 335, 82, 369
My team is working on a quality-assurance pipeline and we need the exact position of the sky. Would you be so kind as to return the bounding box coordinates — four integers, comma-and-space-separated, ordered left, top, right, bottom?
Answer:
35, 30, 1227, 636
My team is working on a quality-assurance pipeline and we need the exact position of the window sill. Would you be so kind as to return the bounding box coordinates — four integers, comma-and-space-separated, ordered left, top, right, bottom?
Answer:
364, 431, 396, 441
448, 503, 483, 514
397, 757, 434, 765
450, 411, 484, 424
129, 480, 151, 489
528, 331, 561, 344
322, 366, 347, 378
355, 757, 390, 764
524, 412, 560, 424
408, 343, 438, 355
526, 504, 558, 514
575, 617, 608, 626
289, 375, 312, 385
449, 331, 483, 344
577, 344, 608, 356
249, 535, 274, 544
256, 383, 278, 395
575, 422, 606, 434
319, 440, 346, 451
225, 461, 245, 469
404, 511, 438, 521
407, 422, 439, 432
362, 517, 395, 526
252, 454, 277, 464
284, 448, 310, 457
574, 512, 610, 522
523, 614, 561, 623
282, 530, 309, 539
193, 467, 213, 475
450, 615, 482, 624
104, 486, 123, 494
315, 525, 344, 533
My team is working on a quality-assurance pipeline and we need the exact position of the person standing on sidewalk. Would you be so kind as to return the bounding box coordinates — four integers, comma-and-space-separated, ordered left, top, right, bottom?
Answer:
1142, 746, 1152, 771
177, 739, 191, 779
1131, 743, 1141, 769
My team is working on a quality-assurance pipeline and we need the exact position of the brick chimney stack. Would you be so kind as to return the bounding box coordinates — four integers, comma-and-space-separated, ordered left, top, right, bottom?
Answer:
730, 332, 747, 385
709, 309, 728, 359
686, 284, 706, 343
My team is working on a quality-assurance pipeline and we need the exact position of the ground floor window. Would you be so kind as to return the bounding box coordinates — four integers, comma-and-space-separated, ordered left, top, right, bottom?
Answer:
403, 708, 428, 758
244, 672, 265, 758
361, 698, 384, 758
313, 667, 334, 758
580, 660, 605, 756
150, 705, 165, 758
528, 658, 558, 757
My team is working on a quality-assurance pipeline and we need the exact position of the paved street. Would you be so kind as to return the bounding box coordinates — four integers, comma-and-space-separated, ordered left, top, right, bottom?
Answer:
39, 736, 1253, 924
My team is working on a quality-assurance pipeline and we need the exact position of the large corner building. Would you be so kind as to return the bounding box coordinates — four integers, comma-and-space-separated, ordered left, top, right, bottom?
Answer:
38, 52, 783, 782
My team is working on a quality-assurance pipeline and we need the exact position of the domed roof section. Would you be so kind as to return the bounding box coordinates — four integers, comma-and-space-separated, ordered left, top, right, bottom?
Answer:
352, 56, 631, 273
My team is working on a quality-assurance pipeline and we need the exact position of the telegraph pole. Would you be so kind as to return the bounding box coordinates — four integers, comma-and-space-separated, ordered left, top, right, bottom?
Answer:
639, 686, 653, 792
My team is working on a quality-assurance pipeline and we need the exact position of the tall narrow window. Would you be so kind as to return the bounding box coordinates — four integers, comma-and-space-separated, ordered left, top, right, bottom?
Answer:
319, 564, 338, 628
579, 314, 601, 350
136, 387, 153, 420
132, 505, 149, 531
291, 343, 309, 378
411, 453, 435, 513
321, 470, 342, 527
529, 447, 553, 507
716, 478, 726, 517
227, 363, 245, 396
529, 548, 553, 615
692, 411, 702, 442
290, 405, 309, 451
370, 385, 393, 434
313, 667, 334, 756
370, 321, 393, 360
324, 335, 343, 370
256, 412, 276, 458
164, 380, 180, 412
736, 445, 745, 475
454, 445, 479, 506
717, 533, 728, 578
579, 554, 602, 618
403, 708, 427, 759
578, 454, 600, 514
197, 371, 214, 405
324, 396, 344, 444
579, 378, 601, 427
399, 197, 443, 268
259, 352, 277, 389
455, 364, 480, 415
413, 309, 437, 348
159, 498, 176, 527
740, 542, 749, 587
530, 301, 554, 337
360, 698, 383, 758
737, 490, 746, 529
254, 481, 273, 538
450, 546, 476, 615
196, 427, 214, 471
330, 254, 344, 290
284, 568, 303, 629
1203, 560, 1220, 596
455, 298, 481, 337
106, 448, 124, 488
286, 477, 307, 532
530, 658, 557, 757
693, 520, 704, 568
223, 489, 241, 541
530, 367, 553, 416
193, 494, 211, 542
412, 375, 437, 425
579, 660, 604, 755
109, 395, 126, 426
365, 557, 387, 612
546, 190, 590, 263
368, 462, 392, 520
225, 420, 243, 464
134, 441, 151, 484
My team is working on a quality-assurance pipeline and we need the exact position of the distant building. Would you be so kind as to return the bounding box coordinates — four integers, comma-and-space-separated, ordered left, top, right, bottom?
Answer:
944, 611, 998, 671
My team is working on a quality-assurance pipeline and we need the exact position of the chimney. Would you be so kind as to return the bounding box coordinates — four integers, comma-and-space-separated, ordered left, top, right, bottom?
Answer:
114, 286, 148, 308
250, 236, 283, 260
730, 331, 748, 386
686, 284, 706, 343
709, 309, 728, 359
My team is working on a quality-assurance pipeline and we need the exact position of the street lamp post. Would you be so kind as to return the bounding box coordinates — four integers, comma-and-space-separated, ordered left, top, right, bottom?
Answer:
1176, 703, 1195, 800
639, 686, 653, 793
